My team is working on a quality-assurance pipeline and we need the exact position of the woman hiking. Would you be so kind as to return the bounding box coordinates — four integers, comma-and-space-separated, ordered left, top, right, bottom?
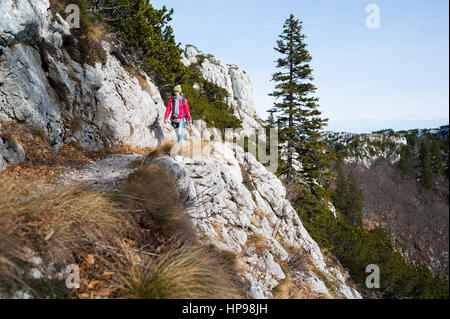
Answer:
164, 85, 193, 144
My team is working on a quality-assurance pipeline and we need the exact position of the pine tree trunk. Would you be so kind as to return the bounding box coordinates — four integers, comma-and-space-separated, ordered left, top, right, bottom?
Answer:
286, 37, 294, 181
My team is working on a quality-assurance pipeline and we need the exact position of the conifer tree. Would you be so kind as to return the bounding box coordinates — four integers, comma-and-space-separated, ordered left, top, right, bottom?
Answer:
107, 0, 185, 87
269, 14, 330, 184
419, 141, 434, 189
333, 160, 348, 212
346, 171, 363, 227
430, 140, 443, 175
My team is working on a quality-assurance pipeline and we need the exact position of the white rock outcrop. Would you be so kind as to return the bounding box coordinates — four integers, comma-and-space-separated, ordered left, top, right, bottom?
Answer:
155, 142, 362, 299
181, 45, 264, 137
0, 0, 174, 154
322, 131, 407, 169
1, 0, 363, 299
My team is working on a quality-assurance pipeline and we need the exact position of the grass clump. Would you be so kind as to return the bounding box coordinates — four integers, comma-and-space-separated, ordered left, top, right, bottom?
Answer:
120, 239, 244, 299
121, 163, 192, 239
246, 233, 268, 255
124, 65, 149, 91
0, 176, 131, 296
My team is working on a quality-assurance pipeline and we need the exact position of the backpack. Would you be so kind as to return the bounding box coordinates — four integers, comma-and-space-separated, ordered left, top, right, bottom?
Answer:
170, 96, 187, 122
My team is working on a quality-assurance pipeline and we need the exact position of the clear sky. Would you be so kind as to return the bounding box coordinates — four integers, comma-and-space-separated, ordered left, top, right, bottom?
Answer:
151, 0, 449, 133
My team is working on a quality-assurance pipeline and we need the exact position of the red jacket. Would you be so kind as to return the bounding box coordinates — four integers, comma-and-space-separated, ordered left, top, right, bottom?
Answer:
164, 96, 192, 121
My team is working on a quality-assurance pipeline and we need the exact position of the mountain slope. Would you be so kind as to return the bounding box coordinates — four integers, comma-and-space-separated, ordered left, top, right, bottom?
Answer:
0, 0, 361, 299
324, 126, 449, 280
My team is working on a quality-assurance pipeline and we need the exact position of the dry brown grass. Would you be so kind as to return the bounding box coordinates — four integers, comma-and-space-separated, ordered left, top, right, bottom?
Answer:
249, 216, 260, 228
246, 233, 268, 256
152, 140, 212, 160
0, 121, 156, 182
127, 141, 176, 170
146, 141, 175, 161
129, 140, 213, 170
123, 65, 149, 92
0, 123, 243, 299
106, 144, 154, 155
0, 176, 132, 296
119, 239, 244, 299
68, 118, 83, 134
210, 222, 224, 240
272, 274, 299, 299
179, 140, 213, 158
0, 121, 97, 181
120, 163, 194, 239
254, 206, 268, 218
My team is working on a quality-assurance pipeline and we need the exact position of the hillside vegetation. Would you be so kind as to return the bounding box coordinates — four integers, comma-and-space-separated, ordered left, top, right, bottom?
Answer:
306, 126, 450, 298
1, 0, 448, 300
51, 0, 241, 130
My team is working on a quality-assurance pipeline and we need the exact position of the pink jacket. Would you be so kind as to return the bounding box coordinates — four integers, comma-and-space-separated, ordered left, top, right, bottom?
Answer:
164, 97, 192, 122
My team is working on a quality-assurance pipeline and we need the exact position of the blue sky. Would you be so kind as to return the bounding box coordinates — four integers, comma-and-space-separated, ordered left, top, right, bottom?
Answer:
152, 0, 449, 133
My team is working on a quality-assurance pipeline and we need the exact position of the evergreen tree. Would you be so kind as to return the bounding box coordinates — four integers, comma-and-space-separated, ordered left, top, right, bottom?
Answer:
398, 143, 415, 178
332, 162, 363, 227
430, 140, 443, 175
346, 171, 363, 227
269, 14, 330, 184
419, 141, 434, 189
105, 0, 186, 87
333, 160, 348, 213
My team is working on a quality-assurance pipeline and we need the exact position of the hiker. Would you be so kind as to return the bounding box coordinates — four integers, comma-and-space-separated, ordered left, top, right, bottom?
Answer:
164, 85, 193, 144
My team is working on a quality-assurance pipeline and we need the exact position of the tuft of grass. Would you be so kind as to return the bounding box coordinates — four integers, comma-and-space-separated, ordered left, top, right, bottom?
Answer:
69, 118, 83, 134
30, 128, 48, 142
246, 233, 267, 255
248, 216, 260, 228
119, 239, 244, 299
254, 207, 268, 218
210, 222, 224, 240
6, 134, 20, 150
121, 163, 193, 239
124, 65, 149, 91
0, 176, 132, 296
146, 141, 175, 161
129, 140, 213, 170
272, 274, 299, 299
239, 163, 256, 192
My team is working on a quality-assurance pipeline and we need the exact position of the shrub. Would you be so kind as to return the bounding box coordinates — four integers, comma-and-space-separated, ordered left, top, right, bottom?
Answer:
51, 0, 107, 66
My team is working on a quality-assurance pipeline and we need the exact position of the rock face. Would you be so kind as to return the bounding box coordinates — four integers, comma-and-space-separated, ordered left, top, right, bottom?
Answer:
0, 0, 174, 153
154, 142, 361, 299
324, 127, 449, 280
181, 45, 264, 137
322, 131, 407, 169
1, 0, 363, 299
0, 124, 26, 170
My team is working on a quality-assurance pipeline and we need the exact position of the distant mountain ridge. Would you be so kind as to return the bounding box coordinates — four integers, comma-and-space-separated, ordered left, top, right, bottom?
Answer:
324, 124, 449, 280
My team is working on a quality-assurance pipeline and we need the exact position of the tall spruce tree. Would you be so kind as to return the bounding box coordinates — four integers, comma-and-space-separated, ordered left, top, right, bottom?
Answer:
419, 141, 435, 189
269, 14, 330, 184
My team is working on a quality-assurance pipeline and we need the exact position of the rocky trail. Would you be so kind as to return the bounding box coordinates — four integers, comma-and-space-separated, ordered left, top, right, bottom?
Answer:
1, 0, 363, 299
62, 153, 145, 191
58, 142, 362, 299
